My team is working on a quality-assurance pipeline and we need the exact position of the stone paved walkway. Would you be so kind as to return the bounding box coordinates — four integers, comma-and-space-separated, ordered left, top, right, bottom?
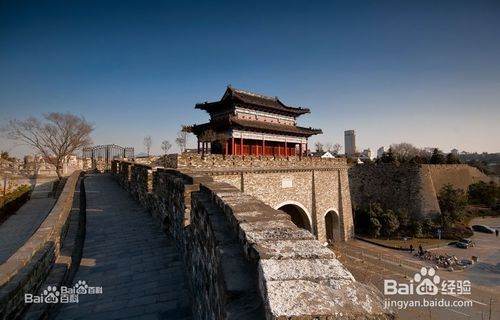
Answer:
0, 196, 56, 264
55, 174, 191, 320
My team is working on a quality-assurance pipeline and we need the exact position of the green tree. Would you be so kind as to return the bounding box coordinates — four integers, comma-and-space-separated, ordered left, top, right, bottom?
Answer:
468, 181, 498, 207
445, 153, 461, 164
430, 148, 445, 164
380, 148, 396, 164
380, 210, 400, 237
410, 220, 423, 238
368, 217, 382, 238
369, 202, 384, 218
410, 154, 429, 164
422, 218, 434, 236
438, 184, 468, 228
396, 209, 410, 229
354, 207, 370, 235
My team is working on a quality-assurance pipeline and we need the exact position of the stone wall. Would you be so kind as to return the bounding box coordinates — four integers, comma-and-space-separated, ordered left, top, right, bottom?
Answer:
349, 163, 492, 218
0, 171, 82, 320
207, 168, 353, 243
111, 160, 391, 320
161, 154, 354, 243
422, 164, 491, 192
348, 164, 432, 217
164, 153, 347, 169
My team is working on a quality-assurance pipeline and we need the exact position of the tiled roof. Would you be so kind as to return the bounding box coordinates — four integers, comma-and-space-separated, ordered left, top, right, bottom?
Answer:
191, 117, 322, 137
196, 87, 310, 116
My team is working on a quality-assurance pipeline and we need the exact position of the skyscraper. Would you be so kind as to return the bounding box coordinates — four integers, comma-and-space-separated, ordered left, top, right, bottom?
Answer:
344, 130, 356, 157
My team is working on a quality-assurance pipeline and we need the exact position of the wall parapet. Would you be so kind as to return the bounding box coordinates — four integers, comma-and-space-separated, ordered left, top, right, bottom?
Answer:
0, 171, 82, 320
163, 153, 348, 170
111, 160, 391, 319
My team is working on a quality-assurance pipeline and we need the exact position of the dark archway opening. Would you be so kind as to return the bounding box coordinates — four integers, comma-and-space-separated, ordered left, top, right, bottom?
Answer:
325, 211, 340, 242
278, 204, 311, 231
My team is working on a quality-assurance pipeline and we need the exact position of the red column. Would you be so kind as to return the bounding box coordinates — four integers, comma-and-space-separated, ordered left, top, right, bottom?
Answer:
231, 137, 234, 155
284, 141, 288, 157
305, 142, 308, 156
262, 139, 265, 156
225, 140, 228, 156
240, 137, 243, 155
299, 143, 302, 159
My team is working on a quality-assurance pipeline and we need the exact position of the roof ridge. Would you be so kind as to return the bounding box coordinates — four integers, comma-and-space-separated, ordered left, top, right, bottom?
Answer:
230, 87, 278, 101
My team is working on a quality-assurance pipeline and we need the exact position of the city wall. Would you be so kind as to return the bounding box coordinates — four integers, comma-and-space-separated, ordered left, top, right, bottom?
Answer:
112, 160, 391, 320
0, 171, 83, 320
162, 154, 354, 243
348, 163, 492, 218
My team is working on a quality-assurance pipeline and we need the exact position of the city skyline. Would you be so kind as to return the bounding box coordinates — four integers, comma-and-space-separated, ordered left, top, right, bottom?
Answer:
1, 0, 500, 157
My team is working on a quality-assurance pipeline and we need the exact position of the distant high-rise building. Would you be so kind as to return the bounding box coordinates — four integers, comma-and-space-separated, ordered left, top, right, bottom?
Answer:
344, 130, 356, 157
377, 147, 385, 158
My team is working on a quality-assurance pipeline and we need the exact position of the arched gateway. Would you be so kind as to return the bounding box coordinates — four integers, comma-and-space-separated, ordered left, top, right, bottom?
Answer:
325, 210, 341, 242
275, 202, 312, 232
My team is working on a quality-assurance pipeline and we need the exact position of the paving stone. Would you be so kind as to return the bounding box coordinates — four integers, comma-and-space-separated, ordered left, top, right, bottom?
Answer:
55, 174, 191, 320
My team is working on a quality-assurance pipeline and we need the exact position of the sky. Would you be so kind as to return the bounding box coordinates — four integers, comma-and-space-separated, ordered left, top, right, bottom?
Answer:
1, 0, 499, 157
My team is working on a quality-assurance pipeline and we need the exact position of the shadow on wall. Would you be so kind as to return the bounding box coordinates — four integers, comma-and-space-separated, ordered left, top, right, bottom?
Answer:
277, 204, 311, 231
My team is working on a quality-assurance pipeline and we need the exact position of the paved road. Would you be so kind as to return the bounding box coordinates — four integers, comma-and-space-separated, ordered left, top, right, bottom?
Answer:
430, 216, 500, 289
55, 174, 191, 320
0, 195, 56, 264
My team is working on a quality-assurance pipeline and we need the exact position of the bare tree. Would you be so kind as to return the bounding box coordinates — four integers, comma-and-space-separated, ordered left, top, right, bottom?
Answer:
314, 142, 324, 153
161, 140, 172, 155
3, 113, 93, 180
175, 126, 189, 153
331, 143, 342, 155
143, 135, 152, 157
324, 142, 333, 152
390, 142, 421, 163
323, 142, 341, 154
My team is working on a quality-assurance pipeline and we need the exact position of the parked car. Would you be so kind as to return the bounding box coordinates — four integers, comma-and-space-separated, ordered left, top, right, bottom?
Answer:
459, 238, 475, 247
471, 225, 495, 234
455, 242, 469, 249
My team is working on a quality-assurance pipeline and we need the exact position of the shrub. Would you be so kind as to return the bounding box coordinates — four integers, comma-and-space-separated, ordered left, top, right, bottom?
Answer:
438, 184, 468, 228
368, 217, 382, 238
468, 181, 498, 207
379, 210, 400, 238
0, 185, 31, 224
410, 220, 423, 238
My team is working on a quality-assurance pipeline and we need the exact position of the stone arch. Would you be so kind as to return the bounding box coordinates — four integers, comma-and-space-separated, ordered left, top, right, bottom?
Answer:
324, 209, 340, 243
275, 201, 312, 231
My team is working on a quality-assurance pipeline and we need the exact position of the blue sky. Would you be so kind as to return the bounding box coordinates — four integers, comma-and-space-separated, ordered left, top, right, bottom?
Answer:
1, 0, 499, 156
